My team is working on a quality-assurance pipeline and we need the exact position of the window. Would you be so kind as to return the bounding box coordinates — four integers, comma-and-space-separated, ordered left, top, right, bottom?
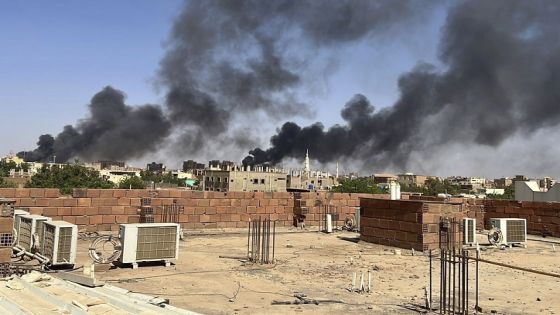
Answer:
231, 179, 234, 182
217, 177, 221, 182
206, 177, 210, 181
253, 179, 258, 184
261, 179, 265, 184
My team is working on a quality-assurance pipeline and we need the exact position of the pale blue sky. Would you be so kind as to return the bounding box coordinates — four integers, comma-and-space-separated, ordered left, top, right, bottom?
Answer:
0, 1, 445, 158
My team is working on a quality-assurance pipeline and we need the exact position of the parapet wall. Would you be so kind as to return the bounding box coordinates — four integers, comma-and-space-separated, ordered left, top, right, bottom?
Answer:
484, 200, 560, 237
0, 188, 386, 232
360, 196, 560, 251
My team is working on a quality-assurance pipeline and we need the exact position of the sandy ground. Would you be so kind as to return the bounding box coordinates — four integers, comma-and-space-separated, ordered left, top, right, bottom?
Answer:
73, 228, 560, 315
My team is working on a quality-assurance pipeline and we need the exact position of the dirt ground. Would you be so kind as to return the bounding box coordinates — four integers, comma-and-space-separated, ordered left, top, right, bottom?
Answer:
74, 228, 560, 315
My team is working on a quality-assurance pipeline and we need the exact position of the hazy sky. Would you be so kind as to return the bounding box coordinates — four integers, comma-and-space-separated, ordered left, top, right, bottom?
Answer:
0, 1, 182, 154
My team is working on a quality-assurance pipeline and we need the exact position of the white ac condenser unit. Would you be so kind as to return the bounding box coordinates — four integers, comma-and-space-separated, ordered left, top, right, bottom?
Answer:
13, 209, 30, 232
489, 218, 527, 245
463, 218, 476, 246
118, 223, 180, 268
17, 214, 50, 252
41, 221, 78, 266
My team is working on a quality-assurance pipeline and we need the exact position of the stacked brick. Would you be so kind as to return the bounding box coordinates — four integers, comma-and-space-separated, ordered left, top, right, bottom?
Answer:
0, 199, 15, 263
0, 188, 390, 232
484, 200, 560, 237
359, 198, 466, 251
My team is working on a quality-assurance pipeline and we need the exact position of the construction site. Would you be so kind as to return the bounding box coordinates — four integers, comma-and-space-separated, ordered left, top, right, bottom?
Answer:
0, 188, 559, 314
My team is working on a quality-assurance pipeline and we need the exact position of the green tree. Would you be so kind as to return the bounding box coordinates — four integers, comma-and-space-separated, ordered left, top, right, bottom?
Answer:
26, 164, 114, 195
140, 170, 185, 187
400, 178, 459, 196
487, 185, 514, 200
0, 161, 17, 177
0, 177, 16, 188
332, 178, 385, 194
119, 176, 147, 189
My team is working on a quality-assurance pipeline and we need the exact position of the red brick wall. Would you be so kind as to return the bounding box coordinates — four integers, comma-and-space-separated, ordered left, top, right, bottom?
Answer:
0, 188, 388, 232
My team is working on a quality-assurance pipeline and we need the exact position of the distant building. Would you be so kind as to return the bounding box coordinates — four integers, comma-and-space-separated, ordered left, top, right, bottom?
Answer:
95, 160, 125, 170
286, 150, 338, 191
515, 181, 560, 202
448, 176, 487, 192
372, 173, 398, 184
397, 173, 433, 187
493, 177, 512, 189
203, 164, 286, 192
99, 168, 141, 185
539, 177, 555, 191
146, 162, 165, 173
183, 160, 205, 176
1, 155, 25, 165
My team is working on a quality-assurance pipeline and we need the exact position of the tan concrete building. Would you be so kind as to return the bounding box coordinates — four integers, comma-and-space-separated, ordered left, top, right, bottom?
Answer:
203, 165, 287, 192
397, 173, 431, 187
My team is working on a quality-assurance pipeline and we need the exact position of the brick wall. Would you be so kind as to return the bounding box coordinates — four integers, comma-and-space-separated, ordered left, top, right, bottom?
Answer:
0, 188, 387, 232
360, 198, 467, 251
484, 200, 560, 237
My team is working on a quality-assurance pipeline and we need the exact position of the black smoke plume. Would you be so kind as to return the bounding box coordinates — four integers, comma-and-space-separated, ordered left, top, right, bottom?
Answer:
22, 0, 430, 163
244, 0, 560, 169
18, 87, 171, 162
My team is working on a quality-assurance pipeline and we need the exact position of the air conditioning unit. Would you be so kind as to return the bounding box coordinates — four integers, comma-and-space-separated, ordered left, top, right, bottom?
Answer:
13, 209, 30, 232
41, 221, 77, 266
489, 218, 527, 245
118, 223, 180, 268
463, 218, 476, 246
17, 214, 50, 252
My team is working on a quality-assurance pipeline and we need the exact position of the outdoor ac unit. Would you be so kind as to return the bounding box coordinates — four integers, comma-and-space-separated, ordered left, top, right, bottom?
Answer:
118, 223, 180, 268
463, 218, 476, 246
41, 221, 77, 266
17, 214, 50, 252
13, 209, 29, 231
489, 218, 527, 245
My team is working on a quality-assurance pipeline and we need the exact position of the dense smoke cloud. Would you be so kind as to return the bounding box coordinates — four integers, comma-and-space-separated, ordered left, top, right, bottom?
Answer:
244, 0, 560, 170
20, 0, 560, 175
18, 87, 171, 162
21, 0, 431, 163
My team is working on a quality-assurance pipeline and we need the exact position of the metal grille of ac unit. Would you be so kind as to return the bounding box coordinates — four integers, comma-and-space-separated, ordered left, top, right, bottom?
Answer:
43, 224, 55, 260
506, 220, 525, 243
135, 226, 177, 260
19, 217, 32, 251
57, 227, 73, 262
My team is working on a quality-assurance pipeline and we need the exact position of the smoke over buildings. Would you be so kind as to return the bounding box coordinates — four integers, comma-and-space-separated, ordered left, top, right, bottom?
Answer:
19, 0, 560, 175
244, 0, 560, 170
19, 87, 171, 162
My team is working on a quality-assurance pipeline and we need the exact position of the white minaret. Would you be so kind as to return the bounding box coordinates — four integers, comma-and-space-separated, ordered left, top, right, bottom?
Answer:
336, 161, 339, 179
304, 149, 310, 173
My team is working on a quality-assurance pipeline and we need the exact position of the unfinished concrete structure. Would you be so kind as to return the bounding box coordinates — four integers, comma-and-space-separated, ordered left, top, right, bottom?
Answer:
203, 165, 287, 192
359, 198, 467, 251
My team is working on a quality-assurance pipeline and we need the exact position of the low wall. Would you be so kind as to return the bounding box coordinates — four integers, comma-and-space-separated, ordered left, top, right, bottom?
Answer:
484, 200, 560, 237
0, 188, 386, 232
360, 198, 466, 251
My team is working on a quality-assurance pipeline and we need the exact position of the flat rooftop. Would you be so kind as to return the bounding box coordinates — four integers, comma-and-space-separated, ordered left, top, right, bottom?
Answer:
66, 228, 560, 315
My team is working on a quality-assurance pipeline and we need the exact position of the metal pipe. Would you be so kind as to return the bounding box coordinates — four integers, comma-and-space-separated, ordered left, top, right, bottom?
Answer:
247, 219, 251, 259
452, 248, 456, 314
429, 249, 433, 310
464, 252, 469, 313
272, 220, 276, 263
475, 250, 479, 314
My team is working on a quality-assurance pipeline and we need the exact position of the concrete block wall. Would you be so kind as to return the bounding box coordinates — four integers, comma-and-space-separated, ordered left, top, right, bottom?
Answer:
484, 200, 560, 237
0, 188, 388, 232
360, 198, 467, 251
